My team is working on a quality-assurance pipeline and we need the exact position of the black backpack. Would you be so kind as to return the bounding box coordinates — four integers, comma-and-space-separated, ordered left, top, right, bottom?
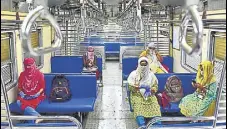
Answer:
49, 75, 72, 102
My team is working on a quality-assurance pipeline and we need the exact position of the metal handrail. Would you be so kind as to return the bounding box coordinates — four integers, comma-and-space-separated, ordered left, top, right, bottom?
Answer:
122, 49, 144, 58
213, 57, 226, 128
135, 0, 143, 33
1, 75, 13, 128
10, 115, 82, 129
146, 116, 215, 128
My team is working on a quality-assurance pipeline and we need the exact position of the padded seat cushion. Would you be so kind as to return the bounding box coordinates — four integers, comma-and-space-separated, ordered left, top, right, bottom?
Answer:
10, 97, 96, 114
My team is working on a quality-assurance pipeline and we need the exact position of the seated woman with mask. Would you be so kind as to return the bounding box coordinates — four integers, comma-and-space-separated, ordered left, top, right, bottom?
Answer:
140, 42, 169, 73
17, 58, 45, 123
127, 57, 161, 128
179, 61, 217, 118
82, 46, 102, 84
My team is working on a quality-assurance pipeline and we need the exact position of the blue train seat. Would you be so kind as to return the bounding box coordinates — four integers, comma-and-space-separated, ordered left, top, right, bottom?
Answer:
51, 56, 103, 74
9, 74, 97, 114
126, 73, 197, 113
122, 57, 138, 80
122, 56, 174, 81
105, 42, 121, 56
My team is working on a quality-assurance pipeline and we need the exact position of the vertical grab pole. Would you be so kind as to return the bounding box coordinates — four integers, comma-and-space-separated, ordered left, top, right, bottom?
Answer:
135, 0, 143, 34
1, 75, 13, 129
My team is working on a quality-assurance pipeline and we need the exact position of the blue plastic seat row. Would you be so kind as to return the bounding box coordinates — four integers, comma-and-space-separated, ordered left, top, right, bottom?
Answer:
122, 56, 174, 81
126, 73, 197, 113
51, 56, 103, 74
10, 73, 97, 114
104, 42, 121, 56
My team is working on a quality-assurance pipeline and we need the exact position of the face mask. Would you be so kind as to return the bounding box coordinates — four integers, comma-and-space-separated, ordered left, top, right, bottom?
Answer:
148, 47, 155, 53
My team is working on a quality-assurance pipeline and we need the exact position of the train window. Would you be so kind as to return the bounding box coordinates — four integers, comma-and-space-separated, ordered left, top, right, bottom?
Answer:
212, 31, 226, 83
181, 29, 202, 72
1, 32, 18, 90
23, 29, 44, 69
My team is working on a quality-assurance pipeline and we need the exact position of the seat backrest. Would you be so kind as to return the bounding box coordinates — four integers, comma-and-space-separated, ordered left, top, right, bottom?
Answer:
122, 57, 138, 76
105, 42, 120, 52
155, 73, 197, 96
122, 56, 174, 75
44, 73, 97, 98
51, 56, 103, 73
51, 56, 83, 73
96, 57, 102, 73
162, 56, 174, 73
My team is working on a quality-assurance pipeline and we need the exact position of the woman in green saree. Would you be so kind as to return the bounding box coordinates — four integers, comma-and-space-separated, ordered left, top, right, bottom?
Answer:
127, 57, 161, 128
179, 61, 217, 117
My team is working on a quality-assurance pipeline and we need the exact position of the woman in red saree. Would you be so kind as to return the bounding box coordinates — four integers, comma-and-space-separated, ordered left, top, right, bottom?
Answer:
17, 58, 46, 123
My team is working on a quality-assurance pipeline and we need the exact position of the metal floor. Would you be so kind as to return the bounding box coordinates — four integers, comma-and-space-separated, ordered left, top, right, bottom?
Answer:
84, 61, 138, 129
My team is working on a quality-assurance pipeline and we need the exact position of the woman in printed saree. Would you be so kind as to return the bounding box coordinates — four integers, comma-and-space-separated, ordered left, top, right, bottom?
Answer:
17, 58, 46, 123
83, 46, 102, 84
127, 57, 161, 128
140, 42, 169, 73
179, 61, 217, 117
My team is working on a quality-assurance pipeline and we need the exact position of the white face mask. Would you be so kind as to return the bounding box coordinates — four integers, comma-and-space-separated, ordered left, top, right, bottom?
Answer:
138, 61, 149, 78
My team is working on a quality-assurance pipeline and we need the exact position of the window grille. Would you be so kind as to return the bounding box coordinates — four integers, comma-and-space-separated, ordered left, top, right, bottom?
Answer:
1, 31, 17, 90
181, 29, 202, 72
212, 31, 226, 84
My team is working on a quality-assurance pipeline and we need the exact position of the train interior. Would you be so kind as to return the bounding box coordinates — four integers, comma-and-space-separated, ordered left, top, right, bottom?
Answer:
1, 0, 226, 129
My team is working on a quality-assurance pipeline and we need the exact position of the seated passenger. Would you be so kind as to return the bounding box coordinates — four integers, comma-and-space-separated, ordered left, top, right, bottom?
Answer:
17, 58, 45, 123
127, 57, 161, 128
179, 61, 217, 117
82, 46, 102, 84
157, 75, 184, 108
140, 42, 169, 73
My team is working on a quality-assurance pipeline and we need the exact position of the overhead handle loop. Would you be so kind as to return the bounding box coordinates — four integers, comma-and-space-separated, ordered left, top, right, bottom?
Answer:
179, 5, 203, 55
21, 5, 63, 56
